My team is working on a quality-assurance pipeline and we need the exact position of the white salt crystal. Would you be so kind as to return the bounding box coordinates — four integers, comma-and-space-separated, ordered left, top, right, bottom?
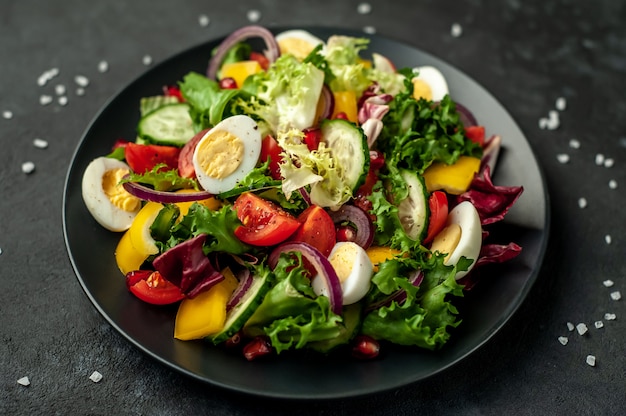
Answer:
578, 197, 587, 208
17, 376, 30, 386
76, 88, 85, 96
58, 96, 68, 106
604, 313, 616, 321
567, 322, 575, 331
33, 138, 48, 149
3, 110, 14, 119
569, 139, 581, 149
610, 291, 621, 301
586, 355, 596, 366
40, 94, 53, 105
603, 158, 614, 168
74, 75, 89, 87
538, 117, 549, 129
556, 153, 570, 164
142, 55, 153, 66
451, 23, 463, 37
603, 280, 615, 288
21, 161, 35, 174
0, 247, 3, 255
576, 323, 588, 335
608, 179, 617, 189
595, 153, 605, 165
594, 321, 604, 329
363, 26, 377, 34
604, 235, 612, 245
357, 3, 372, 14
198, 14, 210, 27
555, 97, 567, 111
98, 60, 109, 73
54, 84, 66, 95
546, 110, 560, 129
246, 9, 261, 22
89, 371, 103, 383
557, 336, 568, 345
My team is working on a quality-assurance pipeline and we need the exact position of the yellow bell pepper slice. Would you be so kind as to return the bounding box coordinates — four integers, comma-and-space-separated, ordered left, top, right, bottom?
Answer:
331, 91, 358, 123
115, 230, 148, 275
174, 268, 239, 341
422, 156, 481, 195
366, 246, 403, 272
174, 189, 221, 217
220, 60, 262, 89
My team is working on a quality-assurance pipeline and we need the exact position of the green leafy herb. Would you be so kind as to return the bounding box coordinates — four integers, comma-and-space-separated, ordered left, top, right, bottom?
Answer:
121, 164, 198, 192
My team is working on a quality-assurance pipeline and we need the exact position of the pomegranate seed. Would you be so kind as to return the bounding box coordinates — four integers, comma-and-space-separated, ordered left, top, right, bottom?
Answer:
243, 336, 273, 361
336, 225, 357, 243
369, 150, 385, 171
351, 335, 380, 360
219, 77, 238, 89
303, 127, 321, 151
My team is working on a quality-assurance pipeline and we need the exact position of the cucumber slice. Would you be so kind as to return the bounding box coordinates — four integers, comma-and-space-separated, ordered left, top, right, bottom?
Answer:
137, 103, 195, 147
210, 271, 272, 345
320, 119, 369, 192
397, 169, 430, 242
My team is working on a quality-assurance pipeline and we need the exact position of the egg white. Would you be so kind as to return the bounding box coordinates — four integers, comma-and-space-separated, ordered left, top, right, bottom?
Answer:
413, 66, 450, 102
192, 115, 261, 195
444, 201, 482, 279
81, 157, 140, 232
275, 30, 325, 59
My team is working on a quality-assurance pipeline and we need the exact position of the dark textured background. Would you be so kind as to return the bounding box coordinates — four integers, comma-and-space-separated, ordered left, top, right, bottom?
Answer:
1, 0, 625, 414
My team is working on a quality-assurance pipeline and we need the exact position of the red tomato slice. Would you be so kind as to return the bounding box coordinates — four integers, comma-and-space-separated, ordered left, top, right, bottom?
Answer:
233, 193, 300, 246
126, 270, 185, 305
249, 51, 270, 71
178, 129, 209, 179
465, 125, 485, 146
289, 205, 336, 257
303, 127, 321, 151
125, 142, 181, 174
260, 135, 283, 180
424, 191, 449, 244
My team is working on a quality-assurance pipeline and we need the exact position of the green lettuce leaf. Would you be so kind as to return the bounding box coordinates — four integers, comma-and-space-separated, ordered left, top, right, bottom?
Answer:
121, 164, 199, 192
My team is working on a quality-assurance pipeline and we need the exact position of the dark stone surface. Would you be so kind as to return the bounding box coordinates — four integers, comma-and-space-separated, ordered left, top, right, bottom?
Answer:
1, 0, 624, 414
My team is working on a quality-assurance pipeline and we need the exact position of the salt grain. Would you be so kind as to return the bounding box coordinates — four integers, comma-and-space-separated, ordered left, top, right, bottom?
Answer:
604, 313, 616, 321
98, 60, 109, 73
603, 158, 614, 168
556, 153, 570, 164
586, 355, 596, 366
357, 2, 372, 14
603, 279, 615, 288
246, 9, 261, 22
451, 23, 463, 37
558, 336, 568, 345
594, 321, 604, 329
74, 75, 90, 87
610, 291, 621, 301
567, 322, 575, 331
54, 84, 66, 95
0, 247, 3, 255
89, 371, 103, 383
76, 87, 85, 96
37, 67, 60, 86
555, 97, 567, 111
21, 161, 35, 174
198, 14, 210, 27
569, 139, 581, 149
595, 153, 605, 166
142, 55, 153, 66
576, 323, 588, 335
578, 197, 587, 209
58, 96, 68, 106
33, 138, 48, 149
608, 179, 618, 189
40, 94, 53, 106
17, 376, 30, 386
605, 235, 612, 245
363, 26, 377, 35
3, 110, 14, 119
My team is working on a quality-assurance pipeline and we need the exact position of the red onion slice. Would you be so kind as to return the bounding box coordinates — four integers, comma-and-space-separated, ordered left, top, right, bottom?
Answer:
207, 25, 280, 80
328, 205, 374, 249
122, 180, 213, 204
226, 268, 253, 311
268, 242, 343, 315
454, 101, 478, 127
317, 84, 334, 122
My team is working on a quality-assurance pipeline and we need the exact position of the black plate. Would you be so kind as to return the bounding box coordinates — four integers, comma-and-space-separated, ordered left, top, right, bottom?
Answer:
63, 27, 549, 399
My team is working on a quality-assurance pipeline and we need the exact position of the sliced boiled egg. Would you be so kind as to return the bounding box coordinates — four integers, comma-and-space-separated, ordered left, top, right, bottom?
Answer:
429, 201, 482, 280
192, 115, 262, 195
313, 242, 374, 305
412, 66, 449, 102
82, 157, 141, 232
275, 30, 324, 61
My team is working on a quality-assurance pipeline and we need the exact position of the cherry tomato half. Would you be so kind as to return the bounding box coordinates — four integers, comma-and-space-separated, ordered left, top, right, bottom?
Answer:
233, 192, 300, 246
249, 51, 270, 71
178, 128, 209, 179
465, 125, 485, 147
125, 142, 181, 174
303, 127, 321, 152
126, 270, 185, 305
260, 135, 283, 180
289, 205, 336, 257
424, 191, 449, 244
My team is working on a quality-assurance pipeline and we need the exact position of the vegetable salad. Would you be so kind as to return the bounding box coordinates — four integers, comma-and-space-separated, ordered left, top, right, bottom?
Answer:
81, 25, 524, 360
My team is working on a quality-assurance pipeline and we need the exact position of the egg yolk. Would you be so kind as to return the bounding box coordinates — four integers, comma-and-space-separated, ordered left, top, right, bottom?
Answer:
278, 38, 316, 60
329, 244, 358, 283
412, 78, 433, 101
102, 168, 141, 212
196, 130, 244, 179
429, 223, 462, 263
